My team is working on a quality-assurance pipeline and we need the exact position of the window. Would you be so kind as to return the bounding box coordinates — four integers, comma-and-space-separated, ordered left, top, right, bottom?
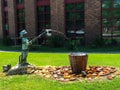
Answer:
3, 0, 9, 36
16, 0, 25, 36
65, 2, 84, 38
16, 0, 24, 4
37, 5, 51, 34
3, 12, 9, 35
102, 0, 120, 38
36, 0, 50, 44
114, 0, 120, 8
3, 0, 8, 7
16, 9, 25, 35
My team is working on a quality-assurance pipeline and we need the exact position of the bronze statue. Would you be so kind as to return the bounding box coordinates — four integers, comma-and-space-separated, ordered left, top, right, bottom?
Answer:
19, 29, 52, 65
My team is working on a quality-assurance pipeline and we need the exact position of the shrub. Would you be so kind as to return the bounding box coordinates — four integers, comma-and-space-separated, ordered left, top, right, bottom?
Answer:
91, 38, 106, 48
29, 45, 40, 51
111, 39, 117, 46
91, 38, 118, 48
64, 39, 76, 50
46, 35, 65, 48
2, 37, 12, 46
64, 38, 84, 50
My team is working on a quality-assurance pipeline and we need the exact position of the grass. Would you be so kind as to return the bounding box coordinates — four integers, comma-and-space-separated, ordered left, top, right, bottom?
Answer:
0, 52, 120, 90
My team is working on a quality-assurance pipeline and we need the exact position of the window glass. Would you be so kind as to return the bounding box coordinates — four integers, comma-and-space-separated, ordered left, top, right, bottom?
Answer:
16, 9, 25, 34
102, 10, 112, 18
3, 0, 9, 36
4, 0, 8, 7
76, 20, 84, 29
102, 1, 112, 8
102, 0, 120, 40
76, 3, 84, 10
4, 24, 8, 30
16, 0, 24, 4
38, 7, 44, 12
76, 12, 84, 20
113, 9, 120, 17
65, 3, 84, 37
66, 21, 74, 30
114, 0, 120, 8
66, 12, 75, 20
45, 6, 50, 12
112, 19, 120, 26
37, 6, 51, 31
66, 4, 74, 11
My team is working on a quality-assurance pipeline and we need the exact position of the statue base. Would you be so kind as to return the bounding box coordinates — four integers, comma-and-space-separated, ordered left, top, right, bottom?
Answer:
5, 63, 35, 75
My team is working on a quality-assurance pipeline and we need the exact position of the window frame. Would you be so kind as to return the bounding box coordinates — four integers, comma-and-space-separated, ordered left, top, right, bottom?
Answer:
3, 0, 9, 37
36, 0, 51, 35
65, 0, 85, 38
102, 0, 120, 38
16, 0, 25, 36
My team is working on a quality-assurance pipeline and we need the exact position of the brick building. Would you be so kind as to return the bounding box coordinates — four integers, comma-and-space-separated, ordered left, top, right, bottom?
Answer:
0, 0, 120, 45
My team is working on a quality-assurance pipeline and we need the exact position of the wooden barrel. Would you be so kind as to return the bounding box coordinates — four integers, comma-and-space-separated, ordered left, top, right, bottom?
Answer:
69, 53, 88, 74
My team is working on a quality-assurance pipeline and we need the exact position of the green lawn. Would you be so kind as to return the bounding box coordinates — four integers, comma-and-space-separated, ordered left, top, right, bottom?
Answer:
0, 52, 120, 90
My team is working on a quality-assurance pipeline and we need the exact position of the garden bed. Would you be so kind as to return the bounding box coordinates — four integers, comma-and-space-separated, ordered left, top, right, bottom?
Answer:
10, 65, 120, 82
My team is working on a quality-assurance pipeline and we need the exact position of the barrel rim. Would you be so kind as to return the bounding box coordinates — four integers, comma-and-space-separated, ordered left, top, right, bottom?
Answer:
69, 52, 87, 56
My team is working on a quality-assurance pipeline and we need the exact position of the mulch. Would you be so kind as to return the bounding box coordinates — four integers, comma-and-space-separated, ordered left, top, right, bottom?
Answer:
27, 65, 120, 82
1, 65, 120, 82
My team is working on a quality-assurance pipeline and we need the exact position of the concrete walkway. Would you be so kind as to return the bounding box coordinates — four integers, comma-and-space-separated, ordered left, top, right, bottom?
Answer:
0, 50, 20, 52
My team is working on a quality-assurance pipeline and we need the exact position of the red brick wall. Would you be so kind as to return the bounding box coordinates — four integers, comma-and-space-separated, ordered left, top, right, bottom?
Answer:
8, 0, 16, 37
50, 0, 65, 34
25, 0, 37, 37
0, 0, 103, 45
0, 0, 3, 39
85, 0, 102, 44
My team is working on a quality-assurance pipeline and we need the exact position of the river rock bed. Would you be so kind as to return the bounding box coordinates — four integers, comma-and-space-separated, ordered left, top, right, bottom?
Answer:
26, 66, 120, 82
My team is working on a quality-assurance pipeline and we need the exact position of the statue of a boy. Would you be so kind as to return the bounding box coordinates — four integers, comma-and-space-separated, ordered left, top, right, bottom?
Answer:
19, 30, 32, 65
19, 29, 52, 65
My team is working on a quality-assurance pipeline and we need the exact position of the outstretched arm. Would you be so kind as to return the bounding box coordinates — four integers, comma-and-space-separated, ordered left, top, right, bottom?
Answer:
29, 29, 52, 44
29, 31, 47, 44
